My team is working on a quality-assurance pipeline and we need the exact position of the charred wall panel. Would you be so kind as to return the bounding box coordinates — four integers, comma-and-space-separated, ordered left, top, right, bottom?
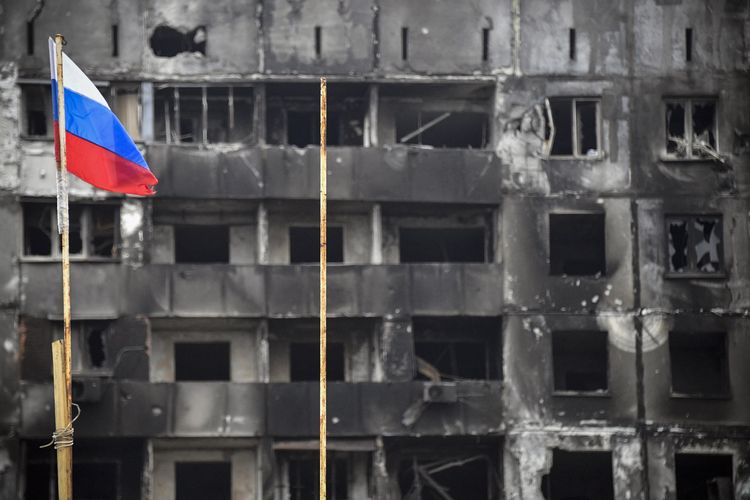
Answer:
503, 314, 637, 426
379, 0, 512, 73
147, 145, 264, 199
142, 0, 260, 76
642, 315, 750, 426
262, 0, 374, 74
502, 197, 633, 313
637, 198, 749, 312
520, 0, 629, 76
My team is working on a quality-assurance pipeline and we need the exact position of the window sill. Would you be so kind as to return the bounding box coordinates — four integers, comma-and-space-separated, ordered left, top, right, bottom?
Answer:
670, 392, 732, 401
659, 155, 719, 164
552, 390, 610, 398
20, 135, 54, 142
663, 272, 727, 280
20, 256, 121, 264
545, 155, 605, 162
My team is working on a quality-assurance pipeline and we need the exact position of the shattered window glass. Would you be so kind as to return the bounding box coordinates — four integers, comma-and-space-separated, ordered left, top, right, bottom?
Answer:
666, 215, 722, 275
664, 99, 717, 158
22, 84, 53, 138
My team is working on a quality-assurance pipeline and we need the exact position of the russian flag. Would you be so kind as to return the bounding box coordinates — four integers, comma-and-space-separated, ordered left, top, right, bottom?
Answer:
49, 39, 157, 195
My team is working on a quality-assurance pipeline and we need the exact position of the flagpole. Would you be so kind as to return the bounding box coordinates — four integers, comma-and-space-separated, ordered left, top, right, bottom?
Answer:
53, 33, 73, 500
319, 77, 327, 500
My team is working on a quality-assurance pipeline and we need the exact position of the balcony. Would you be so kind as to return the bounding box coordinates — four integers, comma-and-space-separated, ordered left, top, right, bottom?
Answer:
147, 145, 502, 203
19, 381, 503, 438
20, 263, 503, 318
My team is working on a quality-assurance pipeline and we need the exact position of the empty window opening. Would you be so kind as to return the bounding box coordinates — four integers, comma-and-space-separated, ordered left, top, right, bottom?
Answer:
669, 331, 729, 397
482, 28, 491, 62
315, 26, 322, 58
549, 213, 606, 276
552, 331, 608, 393
73, 462, 119, 500
667, 215, 723, 275
402, 27, 409, 61
396, 110, 488, 148
87, 328, 107, 368
174, 342, 230, 381
26, 21, 34, 56
400, 227, 486, 263
175, 462, 231, 500
289, 226, 343, 263
174, 225, 230, 263
675, 453, 733, 500
22, 84, 53, 138
23, 202, 118, 258
685, 28, 693, 62
112, 24, 119, 57
155, 85, 253, 144
413, 317, 500, 381
266, 83, 366, 147
546, 98, 600, 157
569, 28, 576, 60
398, 454, 500, 499
150, 25, 206, 57
290, 342, 344, 381
665, 99, 717, 158
542, 450, 614, 500
286, 454, 348, 500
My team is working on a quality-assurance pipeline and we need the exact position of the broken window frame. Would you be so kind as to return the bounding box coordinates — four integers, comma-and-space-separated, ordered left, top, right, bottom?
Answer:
674, 452, 735, 500
397, 451, 503, 499
664, 97, 719, 160
277, 451, 352, 500
546, 97, 602, 159
664, 214, 724, 278
21, 201, 121, 261
154, 84, 256, 145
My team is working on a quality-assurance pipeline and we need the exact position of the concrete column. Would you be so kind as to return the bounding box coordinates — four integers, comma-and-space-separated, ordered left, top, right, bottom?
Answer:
257, 202, 269, 264
140, 82, 154, 142
366, 84, 379, 147
380, 317, 414, 382
371, 203, 383, 265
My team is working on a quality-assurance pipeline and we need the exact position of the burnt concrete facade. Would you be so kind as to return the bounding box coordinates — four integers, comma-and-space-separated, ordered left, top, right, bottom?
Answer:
0, 0, 749, 499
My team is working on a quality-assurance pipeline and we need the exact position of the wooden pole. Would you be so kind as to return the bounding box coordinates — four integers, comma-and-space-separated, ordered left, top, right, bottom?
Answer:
51, 341, 72, 500
54, 33, 73, 500
319, 77, 327, 500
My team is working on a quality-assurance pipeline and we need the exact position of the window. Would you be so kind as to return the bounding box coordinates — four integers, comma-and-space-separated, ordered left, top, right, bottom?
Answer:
174, 225, 230, 263
669, 331, 729, 397
22, 202, 119, 259
381, 83, 493, 148
289, 226, 343, 263
413, 317, 501, 381
666, 215, 723, 276
665, 99, 717, 159
174, 342, 230, 381
399, 227, 487, 263
175, 462, 231, 500
22, 83, 141, 140
542, 450, 614, 500
21, 85, 53, 138
552, 331, 608, 393
549, 213, 606, 276
282, 453, 349, 500
289, 342, 345, 381
266, 83, 366, 147
154, 86, 254, 144
675, 453, 733, 500
546, 98, 600, 158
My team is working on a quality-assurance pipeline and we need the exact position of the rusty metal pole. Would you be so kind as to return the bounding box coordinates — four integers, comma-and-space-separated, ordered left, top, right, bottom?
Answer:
319, 77, 328, 500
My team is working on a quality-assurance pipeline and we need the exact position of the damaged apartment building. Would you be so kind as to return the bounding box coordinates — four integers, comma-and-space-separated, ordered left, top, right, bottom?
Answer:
0, 0, 750, 498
